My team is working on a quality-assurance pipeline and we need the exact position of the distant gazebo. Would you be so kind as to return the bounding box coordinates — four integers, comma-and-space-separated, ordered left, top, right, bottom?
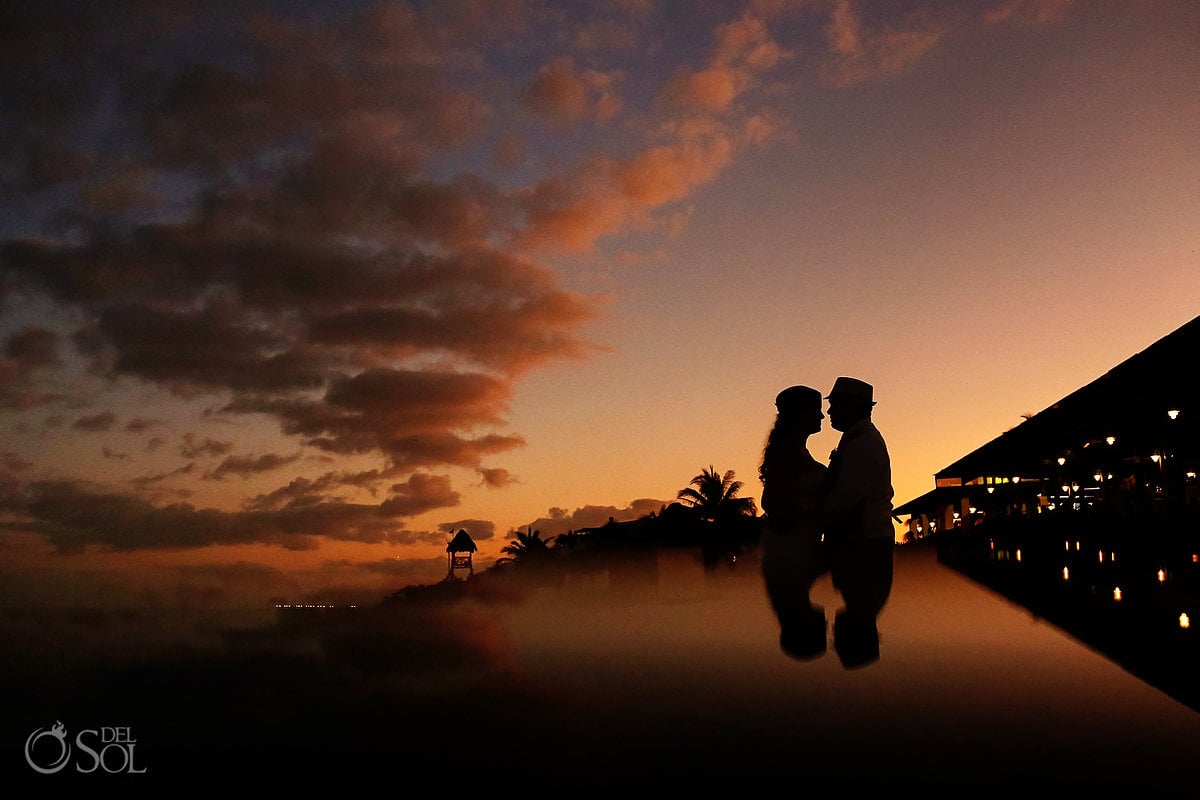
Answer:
446, 529, 477, 579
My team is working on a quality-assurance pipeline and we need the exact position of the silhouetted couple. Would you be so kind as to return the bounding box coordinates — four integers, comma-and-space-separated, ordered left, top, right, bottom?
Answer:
759, 377, 895, 668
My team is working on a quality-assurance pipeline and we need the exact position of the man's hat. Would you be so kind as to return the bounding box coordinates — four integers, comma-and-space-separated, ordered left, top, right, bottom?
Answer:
775, 385, 824, 415
826, 376, 875, 405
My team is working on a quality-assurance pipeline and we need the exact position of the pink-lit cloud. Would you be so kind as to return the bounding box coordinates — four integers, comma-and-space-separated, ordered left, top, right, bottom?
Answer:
522, 57, 624, 124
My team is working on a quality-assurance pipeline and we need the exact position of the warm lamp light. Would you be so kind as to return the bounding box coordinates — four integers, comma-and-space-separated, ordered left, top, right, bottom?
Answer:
1151, 453, 1161, 463
1093, 471, 1104, 482
1180, 613, 1190, 629
1057, 457, 1066, 466
1105, 436, 1116, 445
1158, 569, 1167, 583
1113, 587, 1122, 601
1168, 409, 1180, 420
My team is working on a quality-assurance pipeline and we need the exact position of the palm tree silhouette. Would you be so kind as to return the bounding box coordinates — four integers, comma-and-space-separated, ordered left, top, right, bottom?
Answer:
676, 465, 757, 525
498, 527, 556, 563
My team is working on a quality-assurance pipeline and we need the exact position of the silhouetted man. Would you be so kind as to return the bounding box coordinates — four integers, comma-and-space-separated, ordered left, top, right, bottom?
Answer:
822, 376, 895, 668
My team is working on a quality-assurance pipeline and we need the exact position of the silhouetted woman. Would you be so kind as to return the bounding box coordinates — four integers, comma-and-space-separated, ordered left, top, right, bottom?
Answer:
759, 385, 830, 659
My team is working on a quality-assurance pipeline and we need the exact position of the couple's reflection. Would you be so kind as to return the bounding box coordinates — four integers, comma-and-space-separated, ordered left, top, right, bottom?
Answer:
758, 380, 895, 669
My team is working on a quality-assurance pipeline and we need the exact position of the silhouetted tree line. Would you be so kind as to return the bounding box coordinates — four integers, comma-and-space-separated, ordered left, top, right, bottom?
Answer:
382, 465, 760, 605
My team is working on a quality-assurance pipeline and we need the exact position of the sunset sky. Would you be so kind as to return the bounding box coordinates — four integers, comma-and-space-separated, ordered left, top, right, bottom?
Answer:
1, 0, 1197, 607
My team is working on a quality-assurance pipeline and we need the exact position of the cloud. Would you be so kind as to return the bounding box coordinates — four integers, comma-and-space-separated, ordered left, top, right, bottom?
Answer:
5, 326, 61, 369
242, 469, 391, 511
820, 0, 945, 87
437, 518, 496, 542
0, 477, 417, 552
983, 0, 1075, 25
661, 13, 790, 114
179, 434, 234, 459
71, 411, 117, 432
206, 452, 302, 480
2, 452, 33, 471
522, 57, 623, 124
516, 498, 668, 539
131, 461, 196, 488
478, 467, 517, 488
379, 473, 460, 517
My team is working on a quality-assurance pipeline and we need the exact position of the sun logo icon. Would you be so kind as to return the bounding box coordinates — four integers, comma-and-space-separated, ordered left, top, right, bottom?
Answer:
25, 720, 71, 774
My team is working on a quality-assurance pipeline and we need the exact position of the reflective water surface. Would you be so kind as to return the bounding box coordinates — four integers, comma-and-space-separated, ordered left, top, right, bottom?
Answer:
5, 541, 1199, 792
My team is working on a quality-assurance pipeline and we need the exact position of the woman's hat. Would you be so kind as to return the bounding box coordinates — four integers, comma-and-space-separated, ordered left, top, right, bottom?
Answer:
775, 385, 824, 415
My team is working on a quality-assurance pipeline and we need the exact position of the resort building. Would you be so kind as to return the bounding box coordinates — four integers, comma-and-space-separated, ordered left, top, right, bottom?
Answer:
895, 314, 1200, 540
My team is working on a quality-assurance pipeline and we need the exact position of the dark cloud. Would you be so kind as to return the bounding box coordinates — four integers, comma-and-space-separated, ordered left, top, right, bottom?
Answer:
243, 468, 394, 512
4, 326, 61, 369
2, 452, 33, 471
0, 478, 417, 552
71, 411, 116, 431
517, 498, 668, 539
479, 467, 517, 488
131, 462, 196, 487
379, 473, 460, 517
178, 434, 233, 459
206, 452, 302, 480
0, 326, 67, 408
437, 518, 496, 542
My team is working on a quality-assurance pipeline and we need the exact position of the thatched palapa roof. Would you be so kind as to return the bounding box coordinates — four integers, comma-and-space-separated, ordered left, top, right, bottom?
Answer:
446, 529, 477, 553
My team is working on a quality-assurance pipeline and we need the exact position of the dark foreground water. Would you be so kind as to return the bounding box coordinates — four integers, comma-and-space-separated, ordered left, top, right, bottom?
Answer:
4, 541, 1199, 793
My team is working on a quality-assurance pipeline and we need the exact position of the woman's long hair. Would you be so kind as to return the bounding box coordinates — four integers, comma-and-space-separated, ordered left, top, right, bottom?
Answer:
759, 413, 810, 485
